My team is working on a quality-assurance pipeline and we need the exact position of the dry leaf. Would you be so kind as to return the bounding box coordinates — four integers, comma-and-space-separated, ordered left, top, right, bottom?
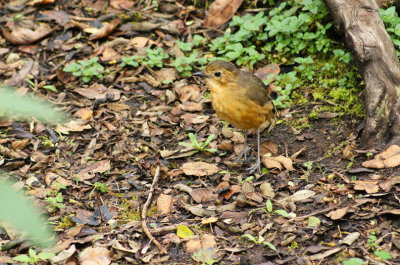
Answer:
79, 247, 111, 265
353, 180, 379, 193
190, 188, 219, 203
203, 0, 244, 28
74, 108, 93, 120
259, 181, 275, 198
56, 120, 91, 134
185, 234, 216, 254
262, 155, 294, 171
174, 83, 201, 102
362, 145, 400, 169
76, 160, 111, 180
2, 23, 53, 45
181, 162, 219, 176
157, 193, 173, 215
326, 207, 349, 220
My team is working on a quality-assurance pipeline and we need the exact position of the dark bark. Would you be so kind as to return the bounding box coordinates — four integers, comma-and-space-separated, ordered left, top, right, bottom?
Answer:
326, 0, 400, 148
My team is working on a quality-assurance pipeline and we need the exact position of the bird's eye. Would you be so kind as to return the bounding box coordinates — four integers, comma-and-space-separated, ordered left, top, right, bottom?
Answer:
214, 71, 221, 77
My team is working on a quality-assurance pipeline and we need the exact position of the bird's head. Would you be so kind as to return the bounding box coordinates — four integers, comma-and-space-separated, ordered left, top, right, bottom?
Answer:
193, 60, 239, 85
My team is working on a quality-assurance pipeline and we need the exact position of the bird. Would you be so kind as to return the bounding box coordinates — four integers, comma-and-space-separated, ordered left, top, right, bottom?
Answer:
193, 60, 276, 173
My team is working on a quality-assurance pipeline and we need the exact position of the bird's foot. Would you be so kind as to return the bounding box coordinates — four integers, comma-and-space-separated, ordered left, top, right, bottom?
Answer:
233, 145, 251, 162
246, 155, 261, 174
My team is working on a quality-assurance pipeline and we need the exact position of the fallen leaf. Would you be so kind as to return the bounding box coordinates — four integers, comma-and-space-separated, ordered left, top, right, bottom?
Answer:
2, 23, 53, 45
50, 244, 76, 264
203, 0, 244, 28
260, 141, 278, 156
326, 207, 349, 220
190, 188, 219, 203
157, 193, 173, 215
362, 145, 400, 169
353, 180, 379, 194
76, 160, 111, 180
177, 225, 194, 239
262, 155, 294, 171
79, 247, 111, 265
338, 232, 360, 245
74, 108, 93, 120
174, 83, 201, 102
280, 190, 316, 202
56, 120, 91, 134
259, 181, 275, 198
181, 162, 219, 176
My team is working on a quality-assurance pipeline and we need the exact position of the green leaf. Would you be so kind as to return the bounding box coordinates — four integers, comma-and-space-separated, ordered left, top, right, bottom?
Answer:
374, 250, 392, 260
0, 86, 67, 123
177, 225, 194, 239
266, 199, 273, 213
342, 257, 366, 265
38, 252, 55, 260
274, 209, 290, 218
0, 177, 55, 248
307, 216, 321, 227
42, 85, 57, 92
13, 254, 32, 262
263, 241, 277, 251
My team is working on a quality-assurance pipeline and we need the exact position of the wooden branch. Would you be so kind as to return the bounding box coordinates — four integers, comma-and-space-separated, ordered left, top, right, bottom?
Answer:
141, 166, 167, 254
326, 0, 400, 147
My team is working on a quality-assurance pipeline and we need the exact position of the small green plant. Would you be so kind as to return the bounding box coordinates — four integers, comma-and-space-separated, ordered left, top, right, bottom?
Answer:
170, 52, 208, 77
13, 249, 55, 265
379, 6, 400, 56
252, 199, 296, 218
45, 192, 65, 212
237, 175, 255, 184
366, 152, 374, 159
120, 55, 143, 68
143, 47, 169, 68
178, 133, 217, 153
342, 258, 366, 265
93, 182, 109, 193
63, 57, 104, 83
366, 232, 393, 261
241, 234, 277, 251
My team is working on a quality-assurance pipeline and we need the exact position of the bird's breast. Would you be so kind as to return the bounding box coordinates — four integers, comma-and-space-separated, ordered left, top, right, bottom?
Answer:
208, 81, 273, 130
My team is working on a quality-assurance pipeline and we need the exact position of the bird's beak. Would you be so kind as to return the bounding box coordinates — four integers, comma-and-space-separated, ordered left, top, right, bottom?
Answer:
193, 71, 209, 78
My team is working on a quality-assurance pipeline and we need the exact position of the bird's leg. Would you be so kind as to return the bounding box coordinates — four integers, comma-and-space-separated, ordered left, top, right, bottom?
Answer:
247, 129, 261, 174
233, 130, 248, 162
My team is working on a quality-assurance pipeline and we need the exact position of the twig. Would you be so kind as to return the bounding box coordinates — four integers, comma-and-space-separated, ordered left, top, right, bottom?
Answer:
141, 167, 167, 254
289, 205, 338, 222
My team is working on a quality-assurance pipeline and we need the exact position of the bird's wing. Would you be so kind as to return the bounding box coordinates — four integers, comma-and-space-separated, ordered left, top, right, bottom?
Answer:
239, 71, 270, 107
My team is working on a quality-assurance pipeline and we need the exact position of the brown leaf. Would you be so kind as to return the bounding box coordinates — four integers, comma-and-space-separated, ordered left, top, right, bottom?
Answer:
179, 102, 203, 112
244, 192, 263, 203
362, 145, 400, 169
326, 207, 349, 220
130, 36, 155, 49
190, 188, 219, 203
1, 23, 53, 45
100, 47, 121, 61
181, 113, 209, 125
259, 181, 275, 198
11, 139, 30, 151
85, 19, 121, 40
74, 108, 93, 120
174, 83, 201, 102
185, 234, 216, 254
203, 0, 244, 28
79, 247, 111, 265
181, 162, 219, 176
353, 180, 379, 194
155, 68, 177, 83
110, 0, 135, 10
254, 63, 280, 80
157, 193, 173, 215
56, 120, 91, 134
260, 140, 278, 156
76, 160, 111, 180
262, 155, 293, 170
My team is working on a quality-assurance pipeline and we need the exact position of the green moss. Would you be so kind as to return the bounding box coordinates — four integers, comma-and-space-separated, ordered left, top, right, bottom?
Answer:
118, 198, 158, 224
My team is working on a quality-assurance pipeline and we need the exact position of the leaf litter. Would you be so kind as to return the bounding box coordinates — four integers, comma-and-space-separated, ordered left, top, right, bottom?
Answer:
0, 0, 400, 264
